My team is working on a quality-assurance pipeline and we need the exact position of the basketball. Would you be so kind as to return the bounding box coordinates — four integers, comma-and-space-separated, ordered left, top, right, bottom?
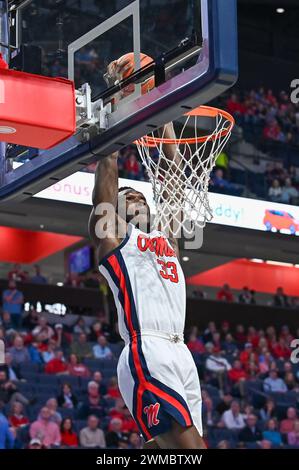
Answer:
117, 52, 155, 96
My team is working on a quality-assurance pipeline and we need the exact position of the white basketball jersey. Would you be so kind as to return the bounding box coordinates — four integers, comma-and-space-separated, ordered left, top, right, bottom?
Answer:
99, 223, 186, 342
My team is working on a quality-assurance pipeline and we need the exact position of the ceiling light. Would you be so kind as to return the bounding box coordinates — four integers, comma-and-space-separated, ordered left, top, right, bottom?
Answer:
57, 282, 63, 287
182, 256, 189, 262
276, 8, 285, 14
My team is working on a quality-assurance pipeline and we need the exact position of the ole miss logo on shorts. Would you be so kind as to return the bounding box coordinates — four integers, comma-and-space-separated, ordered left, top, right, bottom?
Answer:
143, 403, 160, 428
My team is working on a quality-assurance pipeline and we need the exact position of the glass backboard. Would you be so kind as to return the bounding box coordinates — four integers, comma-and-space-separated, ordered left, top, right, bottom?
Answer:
0, 0, 238, 201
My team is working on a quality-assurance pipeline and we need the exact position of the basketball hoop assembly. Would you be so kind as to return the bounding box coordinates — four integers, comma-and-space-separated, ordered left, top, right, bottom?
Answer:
136, 106, 234, 235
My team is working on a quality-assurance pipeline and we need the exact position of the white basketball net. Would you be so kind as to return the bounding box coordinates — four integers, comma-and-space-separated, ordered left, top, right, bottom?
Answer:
136, 108, 234, 235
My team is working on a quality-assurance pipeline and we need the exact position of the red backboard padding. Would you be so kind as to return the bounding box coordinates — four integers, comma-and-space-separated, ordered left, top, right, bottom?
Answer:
0, 69, 76, 149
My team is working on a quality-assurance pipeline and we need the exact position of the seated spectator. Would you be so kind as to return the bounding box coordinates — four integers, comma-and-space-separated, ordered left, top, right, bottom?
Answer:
192, 286, 206, 299
0, 312, 14, 332
205, 344, 231, 392
79, 415, 106, 449
8, 401, 29, 429
187, 333, 205, 354
73, 316, 91, 336
202, 392, 218, 427
2, 281, 24, 329
9, 336, 30, 366
32, 316, 54, 341
60, 418, 79, 448
211, 169, 242, 196
45, 398, 62, 425
263, 369, 287, 393
121, 407, 139, 434
65, 271, 82, 288
93, 371, 107, 396
108, 398, 126, 421
222, 334, 238, 356
45, 350, 68, 375
67, 354, 91, 378
30, 265, 48, 284
22, 308, 39, 330
216, 393, 233, 416
217, 284, 234, 303
263, 119, 283, 142
0, 405, 14, 449
79, 381, 106, 419
89, 322, 105, 342
281, 177, 298, 204
239, 414, 263, 442
228, 360, 248, 396
53, 323, 71, 349
258, 349, 274, 375
221, 400, 246, 431
280, 407, 297, 434
272, 338, 291, 360
123, 152, 141, 179
238, 286, 256, 305
216, 440, 230, 449
27, 438, 43, 449
93, 336, 113, 360
8, 264, 27, 283
105, 417, 125, 448
42, 339, 57, 363
128, 431, 142, 449
0, 369, 29, 406
235, 324, 247, 345
240, 343, 258, 369
263, 418, 282, 446
202, 321, 217, 343
285, 372, 298, 391
70, 333, 93, 361
287, 419, 299, 446
273, 287, 290, 308
226, 93, 247, 115
28, 341, 43, 364
259, 439, 272, 449
220, 321, 231, 338
106, 377, 121, 399
29, 407, 61, 448
2, 353, 20, 381
268, 179, 283, 202
57, 383, 78, 409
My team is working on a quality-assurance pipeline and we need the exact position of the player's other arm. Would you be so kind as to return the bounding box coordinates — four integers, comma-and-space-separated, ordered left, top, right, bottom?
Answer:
88, 153, 124, 261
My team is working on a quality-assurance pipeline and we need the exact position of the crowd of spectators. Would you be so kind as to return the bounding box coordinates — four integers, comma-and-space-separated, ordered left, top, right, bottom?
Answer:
187, 321, 299, 448
226, 89, 299, 147
224, 89, 299, 202
1, 261, 298, 449
0, 300, 298, 449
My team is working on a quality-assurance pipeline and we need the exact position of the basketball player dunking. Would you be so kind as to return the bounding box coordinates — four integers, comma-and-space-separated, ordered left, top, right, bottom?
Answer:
88, 60, 206, 450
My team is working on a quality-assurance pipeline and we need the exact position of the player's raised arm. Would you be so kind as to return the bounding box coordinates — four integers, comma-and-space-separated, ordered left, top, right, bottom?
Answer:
88, 153, 125, 260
